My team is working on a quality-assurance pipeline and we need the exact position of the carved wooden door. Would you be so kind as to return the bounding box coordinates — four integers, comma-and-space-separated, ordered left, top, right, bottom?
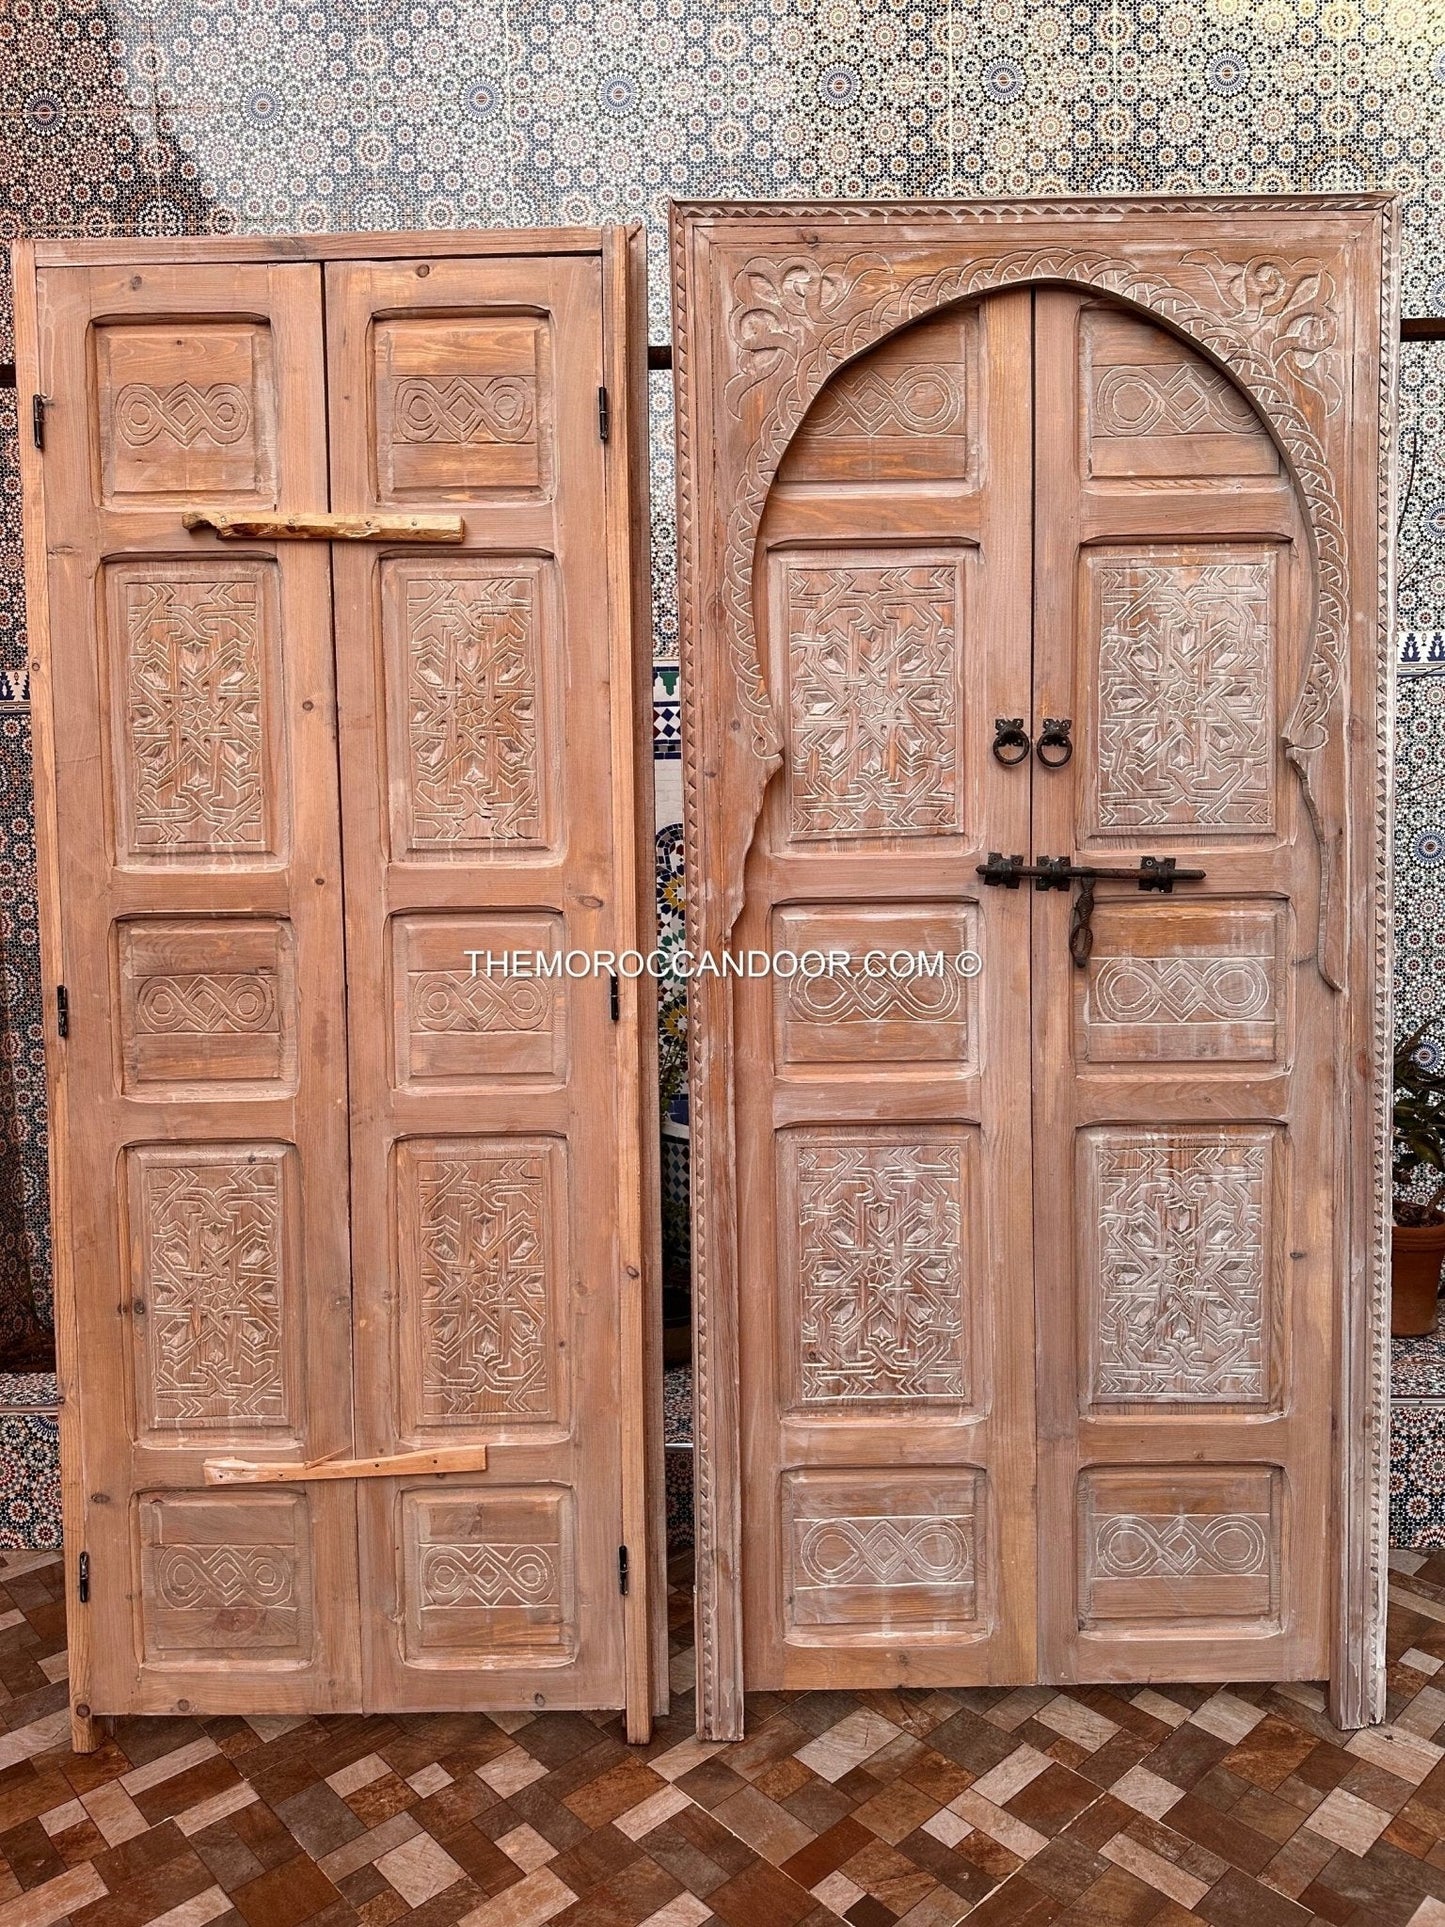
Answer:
736, 293, 1039, 1691
15, 230, 658, 1742
673, 200, 1393, 1739
1030, 290, 1332, 1682
326, 255, 632, 1713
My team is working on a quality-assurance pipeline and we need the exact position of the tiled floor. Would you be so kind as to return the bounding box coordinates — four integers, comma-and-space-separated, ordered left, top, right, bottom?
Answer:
4, 1558, 1445, 1925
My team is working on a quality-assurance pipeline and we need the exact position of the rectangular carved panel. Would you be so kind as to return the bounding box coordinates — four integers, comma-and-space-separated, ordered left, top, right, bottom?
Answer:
1086, 548, 1277, 836
772, 905, 977, 1070
127, 1144, 297, 1439
398, 1487, 574, 1663
783, 1469, 984, 1638
782, 554, 966, 843
1081, 1126, 1277, 1408
1077, 902, 1285, 1066
96, 321, 275, 505
138, 1492, 313, 1661
1083, 309, 1278, 481
395, 1138, 565, 1435
1079, 1468, 1280, 1627
390, 912, 565, 1087
779, 1127, 971, 1408
382, 557, 554, 856
117, 918, 296, 1094
106, 560, 283, 863
374, 317, 546, 499
778, 311, 975, 484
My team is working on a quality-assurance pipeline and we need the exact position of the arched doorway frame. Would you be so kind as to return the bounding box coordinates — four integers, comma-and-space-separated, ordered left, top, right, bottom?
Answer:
672, 196, 1398, 1739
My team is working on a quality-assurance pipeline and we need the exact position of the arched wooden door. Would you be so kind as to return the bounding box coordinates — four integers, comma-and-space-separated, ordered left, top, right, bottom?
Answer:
673, 200, 1395, 1739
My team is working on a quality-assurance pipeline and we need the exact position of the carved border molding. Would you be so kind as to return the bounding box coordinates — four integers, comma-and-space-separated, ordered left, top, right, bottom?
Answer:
671, 196, 1396, 1740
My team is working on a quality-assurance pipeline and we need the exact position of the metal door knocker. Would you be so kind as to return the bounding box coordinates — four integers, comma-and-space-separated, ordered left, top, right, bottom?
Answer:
991, 717, 1031, 766
1036, 717, 1074, 767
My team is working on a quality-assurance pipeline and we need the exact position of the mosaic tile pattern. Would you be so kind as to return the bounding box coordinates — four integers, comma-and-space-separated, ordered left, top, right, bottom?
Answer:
0, 1554, 1436, 1923
0, 0, 1443, 1352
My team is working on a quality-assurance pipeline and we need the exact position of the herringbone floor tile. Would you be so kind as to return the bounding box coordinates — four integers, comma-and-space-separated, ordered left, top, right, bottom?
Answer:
0, 1550, 1444, 1923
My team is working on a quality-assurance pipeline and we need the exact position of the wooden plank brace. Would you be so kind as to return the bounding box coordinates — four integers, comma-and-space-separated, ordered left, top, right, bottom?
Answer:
203, 1445, 488, 1486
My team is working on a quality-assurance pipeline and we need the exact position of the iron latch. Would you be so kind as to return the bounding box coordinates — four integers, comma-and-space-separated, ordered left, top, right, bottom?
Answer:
977, 853, 1206, 968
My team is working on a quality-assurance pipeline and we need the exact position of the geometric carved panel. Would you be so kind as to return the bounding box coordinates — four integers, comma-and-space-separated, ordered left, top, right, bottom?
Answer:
783, 1469, 983, 1638
399, 1486, 574, 1663
1079, 902, 1284, 1066
382, 558, 552, 855
1082, 1126, 1276, 1407
1084, 308, 1277, 481
127, 1144, 296, 1438
780, 1128, 970, 1407
96, 321, 275, 504
138, 1492, 313, 1661
395, 1138, 563, 1434
117, 918, 296, 1093
1079, 1467, 1280, 1627
783, 554, 965, 842
106, 560, 282, 862
1088, 548, 1276, 835
374, 317, 546, 500
391, 912, 564, 1087
780, 310, 974, 485
772, 904, 976, 1070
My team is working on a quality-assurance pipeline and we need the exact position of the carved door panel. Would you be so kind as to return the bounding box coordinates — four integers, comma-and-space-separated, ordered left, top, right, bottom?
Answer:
1031, 290, 1331, 1680
31, 263, 362, 1714
737, 293, 1038, 1688
326, 256, 628, 1711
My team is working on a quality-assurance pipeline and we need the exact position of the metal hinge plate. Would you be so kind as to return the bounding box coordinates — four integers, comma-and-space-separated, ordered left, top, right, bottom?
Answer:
598, 386, 610, 442
617, 1545, 629, 1596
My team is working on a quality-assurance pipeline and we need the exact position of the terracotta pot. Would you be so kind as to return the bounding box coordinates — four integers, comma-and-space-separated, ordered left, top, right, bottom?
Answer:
1392, 1217, 1445, 1336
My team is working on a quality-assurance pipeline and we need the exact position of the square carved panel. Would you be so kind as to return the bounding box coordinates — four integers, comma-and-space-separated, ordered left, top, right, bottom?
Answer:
104, 560, 285, 865
1084, 546, 1278, 837
394, 1137, 567, 1437
1080, 1125, 1280, 1409
1076, 901, 1286, 1067
771, 904, 977, 1071
96, 321, 275, 505
117, 918, 296, 1095
374, 316, 547, 499
138, 1492, 314, 1662
778, 1126, 973, 1410
779, 552, 967, 844
126, 1143, 299, 1441
390, 912, 565, 1088
778, 310, 975, 485
398, 1486, 575, 1664
782, 1468, 985, 1640
381, 557, 556, 857
1078, 1467, 1281, 1628
1083, 308, 1279, 481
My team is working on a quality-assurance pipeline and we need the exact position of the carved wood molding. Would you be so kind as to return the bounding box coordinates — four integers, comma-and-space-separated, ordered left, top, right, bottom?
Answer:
673, 196, 1397, 1741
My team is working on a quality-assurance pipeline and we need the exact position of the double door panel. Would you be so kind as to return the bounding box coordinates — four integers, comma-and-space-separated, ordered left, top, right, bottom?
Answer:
741, 285, 1330, 1688
28, 243, 637, 1717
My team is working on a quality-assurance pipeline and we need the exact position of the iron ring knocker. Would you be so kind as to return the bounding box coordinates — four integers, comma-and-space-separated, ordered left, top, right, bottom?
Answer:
1036, 717, 1074, 768
991, 718, 1031, 766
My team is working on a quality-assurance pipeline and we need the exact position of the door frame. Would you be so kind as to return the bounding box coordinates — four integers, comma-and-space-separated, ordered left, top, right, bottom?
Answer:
671, 195, 1399, 1739
13, 223, 665, 1748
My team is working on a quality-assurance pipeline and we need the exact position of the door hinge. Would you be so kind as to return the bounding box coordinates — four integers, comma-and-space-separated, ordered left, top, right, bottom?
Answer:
609, 973, 620, 1022
55, 985, 69, 1039
597, 385, 610, 442
76, 1551, 89, 1604
617, 1545, 629, 1596
32, 395, 48, 451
